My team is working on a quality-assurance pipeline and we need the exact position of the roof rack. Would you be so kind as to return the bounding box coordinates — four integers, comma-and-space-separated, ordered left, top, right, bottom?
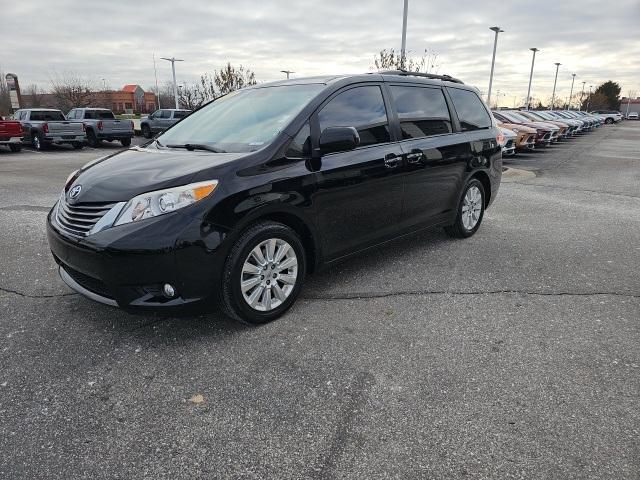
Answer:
377, 69, 464, 84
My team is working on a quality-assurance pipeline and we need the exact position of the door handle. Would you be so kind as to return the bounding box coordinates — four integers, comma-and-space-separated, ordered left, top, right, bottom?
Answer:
384, 153, 401, 168
406, 152, 424, 164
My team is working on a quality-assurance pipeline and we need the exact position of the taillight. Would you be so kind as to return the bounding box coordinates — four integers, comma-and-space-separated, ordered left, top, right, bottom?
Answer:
42, 123, 49, 133
97, 120, 103, 131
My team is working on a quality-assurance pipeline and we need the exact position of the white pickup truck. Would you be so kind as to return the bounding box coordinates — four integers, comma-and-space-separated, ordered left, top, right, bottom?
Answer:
67, 108, 134, 147
14, 108, 86, 150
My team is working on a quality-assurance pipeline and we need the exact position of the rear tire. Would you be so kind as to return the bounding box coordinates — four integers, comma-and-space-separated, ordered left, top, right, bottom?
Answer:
86, 130, 100, 147
141, 124, 152, 139
9, 144, 21, 152
120, 138, 132, 147
32, 132, 46, 151
605, 118, 614, 124
444, 178, 485, 239
220, 221, 306, 325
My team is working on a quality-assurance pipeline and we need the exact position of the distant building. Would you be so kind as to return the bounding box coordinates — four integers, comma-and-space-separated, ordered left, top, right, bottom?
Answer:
620, 97, 640, 116
21, 85, 157, 114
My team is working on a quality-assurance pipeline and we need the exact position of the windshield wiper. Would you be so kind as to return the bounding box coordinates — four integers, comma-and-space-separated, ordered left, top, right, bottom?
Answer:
166, 143, 226, 153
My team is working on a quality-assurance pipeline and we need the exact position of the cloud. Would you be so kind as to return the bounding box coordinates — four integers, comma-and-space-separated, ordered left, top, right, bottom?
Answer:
2, 0, 639, 104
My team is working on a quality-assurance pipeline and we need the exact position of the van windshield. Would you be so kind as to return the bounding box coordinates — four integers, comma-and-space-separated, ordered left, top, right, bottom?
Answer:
158, 84, 323, 153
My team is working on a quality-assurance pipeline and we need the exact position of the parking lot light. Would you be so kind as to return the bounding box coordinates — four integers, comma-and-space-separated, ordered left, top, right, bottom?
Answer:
550, 62, 561, 110
160, 56, 184, 109
568, 74, 576, 110
486, 26, 504, 106
400, 0, 409, 69
525, 48, 539, 110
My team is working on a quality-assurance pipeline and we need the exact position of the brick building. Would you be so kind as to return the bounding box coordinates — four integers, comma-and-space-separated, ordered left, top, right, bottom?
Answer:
620, 97, 640, 117
21, 84, 157, 114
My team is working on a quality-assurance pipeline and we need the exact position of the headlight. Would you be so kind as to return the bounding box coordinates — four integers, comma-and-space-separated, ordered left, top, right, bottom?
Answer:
114, 180, 218, 226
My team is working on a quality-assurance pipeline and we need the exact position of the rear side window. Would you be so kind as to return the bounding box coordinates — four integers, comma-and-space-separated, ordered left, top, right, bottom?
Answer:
173, 111, 189, 119
390, 86, 452, 138
318, 86, 390, 147
30, 111, 65, 121
85, 110, 115, 120
448, 88, 492, 131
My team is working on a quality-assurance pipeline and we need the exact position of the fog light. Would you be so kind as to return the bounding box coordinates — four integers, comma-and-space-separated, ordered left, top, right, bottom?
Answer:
162, 283, 176, 298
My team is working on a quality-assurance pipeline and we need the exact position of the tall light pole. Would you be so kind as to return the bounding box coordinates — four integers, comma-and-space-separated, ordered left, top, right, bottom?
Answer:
580, 81, 586, 110
567, 73, 576, 110
525, 48, 539, 110
586, 85, 593, 111
550, 62, 561, 110
400, 0, 409, 69
280, 70, 294, 79
101, 78, 107, 91
153, 53, 161, 109
626, 90, 637, 117
160, 56, 184, 109
486, 26, 504, 106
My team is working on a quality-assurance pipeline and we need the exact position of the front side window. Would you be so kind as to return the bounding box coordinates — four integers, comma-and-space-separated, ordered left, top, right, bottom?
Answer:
285, 122, 311, 158
318, 86, 390, 148
158, 84, 322, 153
390, 86, 452, 139
448, 88, 492, 131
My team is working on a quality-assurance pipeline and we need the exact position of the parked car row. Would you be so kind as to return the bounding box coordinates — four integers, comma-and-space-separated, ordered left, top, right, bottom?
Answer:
0, 107, 192, 152
493, 109, 604, 155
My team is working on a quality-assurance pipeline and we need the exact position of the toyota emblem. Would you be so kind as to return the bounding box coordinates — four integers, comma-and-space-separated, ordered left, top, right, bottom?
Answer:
69, 185, 82, 199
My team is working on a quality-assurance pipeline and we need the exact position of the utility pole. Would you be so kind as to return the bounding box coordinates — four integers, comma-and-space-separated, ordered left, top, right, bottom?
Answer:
160, 56, 184, 109
280, 70, 294, 79
550, 62, 561, 110
525, 48, 538, 110
486, 26, 504, 106
400, 0, 409, 69
568, 73, 576, 110
153, 53, 161, 109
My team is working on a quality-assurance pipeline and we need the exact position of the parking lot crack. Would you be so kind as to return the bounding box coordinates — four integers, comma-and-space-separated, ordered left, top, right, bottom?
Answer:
0, 285, 78, 299
302, 289, 640, 301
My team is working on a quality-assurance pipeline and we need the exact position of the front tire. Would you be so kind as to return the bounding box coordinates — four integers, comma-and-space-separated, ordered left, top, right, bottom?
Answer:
444, 179, 485, 239
605, 118, 614, 124
220, 221, 306, 324
141, 124, 152, 139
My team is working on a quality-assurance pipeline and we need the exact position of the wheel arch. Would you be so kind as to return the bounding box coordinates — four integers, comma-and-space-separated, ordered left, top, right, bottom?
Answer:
470, 170, 492, 207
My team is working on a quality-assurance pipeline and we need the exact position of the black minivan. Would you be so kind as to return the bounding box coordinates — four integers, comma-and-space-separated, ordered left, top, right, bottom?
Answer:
47, 71, 502, 324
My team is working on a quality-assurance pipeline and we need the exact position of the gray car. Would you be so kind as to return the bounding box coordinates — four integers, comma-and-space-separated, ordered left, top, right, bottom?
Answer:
13, 108, 86, 150
140, 109, 191, 138
67, 108, 134, 147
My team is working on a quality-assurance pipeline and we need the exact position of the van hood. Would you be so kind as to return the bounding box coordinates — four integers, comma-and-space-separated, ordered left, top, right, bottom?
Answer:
69, 145, 246, 203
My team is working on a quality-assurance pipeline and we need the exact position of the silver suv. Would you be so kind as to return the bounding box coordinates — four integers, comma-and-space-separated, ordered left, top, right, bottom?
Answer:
140, 109, 191, 138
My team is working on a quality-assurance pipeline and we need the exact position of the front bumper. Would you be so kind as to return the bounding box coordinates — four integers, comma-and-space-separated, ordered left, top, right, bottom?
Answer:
47, 207, 229, 311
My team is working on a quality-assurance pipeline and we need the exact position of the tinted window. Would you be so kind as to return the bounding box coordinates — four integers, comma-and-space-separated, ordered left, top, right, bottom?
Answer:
85, 110, 115, 120
318, 86, 390, 147
173, 111, 189, 119
448, 88, 492, 131
390, 86, 452, 138
30, 110, 65, 121
159, 110, 172, 119
66, 110, 76, 119
285, 122, 311, 158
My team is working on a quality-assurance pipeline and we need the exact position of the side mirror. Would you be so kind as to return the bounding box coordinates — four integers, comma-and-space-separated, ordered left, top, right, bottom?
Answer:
319, 127, 360, 155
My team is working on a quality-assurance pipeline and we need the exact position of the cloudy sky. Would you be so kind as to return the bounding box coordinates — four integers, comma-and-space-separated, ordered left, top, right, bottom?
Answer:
2, 0, 639, 106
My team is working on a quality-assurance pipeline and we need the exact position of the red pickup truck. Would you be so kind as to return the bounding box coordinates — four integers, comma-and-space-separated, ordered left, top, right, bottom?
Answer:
0, 120, 23, 152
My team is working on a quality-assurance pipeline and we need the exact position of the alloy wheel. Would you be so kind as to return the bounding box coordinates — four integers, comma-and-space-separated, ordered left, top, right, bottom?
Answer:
461, 186, 482, 230
240, 238, 298, 312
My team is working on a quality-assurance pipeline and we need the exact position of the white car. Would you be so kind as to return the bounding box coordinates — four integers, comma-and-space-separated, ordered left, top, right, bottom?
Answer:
591, 110, 623, 124
499, 127, 517, 156
627, 112, 638, 120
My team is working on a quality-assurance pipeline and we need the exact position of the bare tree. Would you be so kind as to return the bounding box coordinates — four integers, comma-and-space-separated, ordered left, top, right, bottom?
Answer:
373, 48, 440, 74
213, 63, 257, 96
22, 84, 45, 108
178, 83, 206, 110
49, 72, 94, 111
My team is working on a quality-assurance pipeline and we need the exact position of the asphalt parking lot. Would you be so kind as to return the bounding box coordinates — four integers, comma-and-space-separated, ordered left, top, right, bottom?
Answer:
1, 125, 639, 479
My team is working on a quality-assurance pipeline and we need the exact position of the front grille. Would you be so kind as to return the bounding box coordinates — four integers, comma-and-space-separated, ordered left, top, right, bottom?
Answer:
62, 264, 112, 299
505, 140, 515, 149
56, 199, 116, 237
